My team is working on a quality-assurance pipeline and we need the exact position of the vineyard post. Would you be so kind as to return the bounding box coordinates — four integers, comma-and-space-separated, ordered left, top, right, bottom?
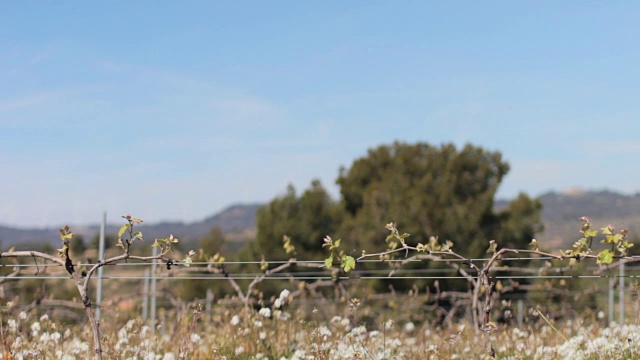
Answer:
517, 299, 523, 327
142, 268, 150, 322
206, 289, 213, 318
609, 276, 614, 323
95, 211, 106, 322
619, 261, 625, 324
151, 245, 158, 331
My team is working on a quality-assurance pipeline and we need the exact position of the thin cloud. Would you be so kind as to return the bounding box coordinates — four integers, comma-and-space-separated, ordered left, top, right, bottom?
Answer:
29, 47, 57, 65
0, 94, 54, 113
582, 140, 640, 156
207, 95, 284, 120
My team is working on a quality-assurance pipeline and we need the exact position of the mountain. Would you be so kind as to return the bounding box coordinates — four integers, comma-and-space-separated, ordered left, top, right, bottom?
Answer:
0, 203, 262, 249
537, 189, 640, 248
497, 189, 640, 248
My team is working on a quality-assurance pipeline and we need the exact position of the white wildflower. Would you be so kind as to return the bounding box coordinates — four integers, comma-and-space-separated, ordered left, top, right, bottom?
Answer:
235, 346, 245, 355
39, 332, 50, 344
7, 319, 17, 332
231, 315, 241, 326
190, 333, 201, 343
259, 331, 267, 340
12, 336, 22, 348
141, 325, 150, 338
404, 322, 415, 333
259, 307, 271, 318
351, 325, 367, 336
275, 289, 290, 309
317, 325, 332, 339
118, 326, 128, 340
51, 332, 61, 344
19, 311, 27, 320
40, 314, 49, 322
31, 321, 41, 335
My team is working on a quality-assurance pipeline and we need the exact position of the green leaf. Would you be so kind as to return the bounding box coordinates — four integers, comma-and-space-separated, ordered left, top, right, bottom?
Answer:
572, 238, 588, 250
584, 230, 598, 238
441, 242, 451, 251
325, 256, 333, 269
597, 249, 614, 265
132, 231, 144, 241
486, 240, 498, 254
118, 224, 130, 238
334, 239, 341, 248
341, 256, 356, 273
385, 234, 394, 242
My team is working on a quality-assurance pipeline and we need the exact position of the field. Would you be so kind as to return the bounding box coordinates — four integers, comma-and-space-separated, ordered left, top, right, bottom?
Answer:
1, 219, 639, 359
2, 293, 640, 360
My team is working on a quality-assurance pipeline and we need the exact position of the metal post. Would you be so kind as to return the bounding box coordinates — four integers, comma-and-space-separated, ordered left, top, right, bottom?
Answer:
96, 212, 106, 321
620, 262, 625, 324
142, 269, 150, 322
609, 276, 615, 324
517, 299, 524, 327
206, 289, 213, 318
151, 245, 158, 331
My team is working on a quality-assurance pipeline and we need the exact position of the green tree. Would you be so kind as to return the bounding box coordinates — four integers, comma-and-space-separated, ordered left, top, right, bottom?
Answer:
70, 234, 87, 257
176, 227, 229, 301
336, 142, 538, 259
496, 192, 544, 249
90, 233, 117, 251
199, 226, 225, 256
256, 180, 342, 260
332, 142, 544, 294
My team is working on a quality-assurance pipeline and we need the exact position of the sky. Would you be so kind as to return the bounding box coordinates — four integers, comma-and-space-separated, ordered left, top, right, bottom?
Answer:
1, 1, 640, 228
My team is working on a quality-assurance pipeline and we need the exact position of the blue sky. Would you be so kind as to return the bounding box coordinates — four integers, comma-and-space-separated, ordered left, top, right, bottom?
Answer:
1, 1, 640, 227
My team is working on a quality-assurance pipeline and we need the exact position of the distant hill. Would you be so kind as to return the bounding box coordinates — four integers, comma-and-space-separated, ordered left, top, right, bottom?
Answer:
2, 191, 640, 252
0, 203, 262, 250
497, 189, 640, 248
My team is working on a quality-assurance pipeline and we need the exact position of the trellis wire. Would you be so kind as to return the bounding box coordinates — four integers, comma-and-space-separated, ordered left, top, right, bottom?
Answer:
2, 256, 640, 267
0, 273, 639, 281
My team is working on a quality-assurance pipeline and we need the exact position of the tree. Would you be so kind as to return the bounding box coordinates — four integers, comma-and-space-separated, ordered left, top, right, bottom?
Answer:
330, 142, 544, 294
256, 180, 342, 260
90, 233, 117, 251
496, 192, 544, 249
70, 234, 87, 256
336, 142, 538, 259
199, 226, 225, 256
